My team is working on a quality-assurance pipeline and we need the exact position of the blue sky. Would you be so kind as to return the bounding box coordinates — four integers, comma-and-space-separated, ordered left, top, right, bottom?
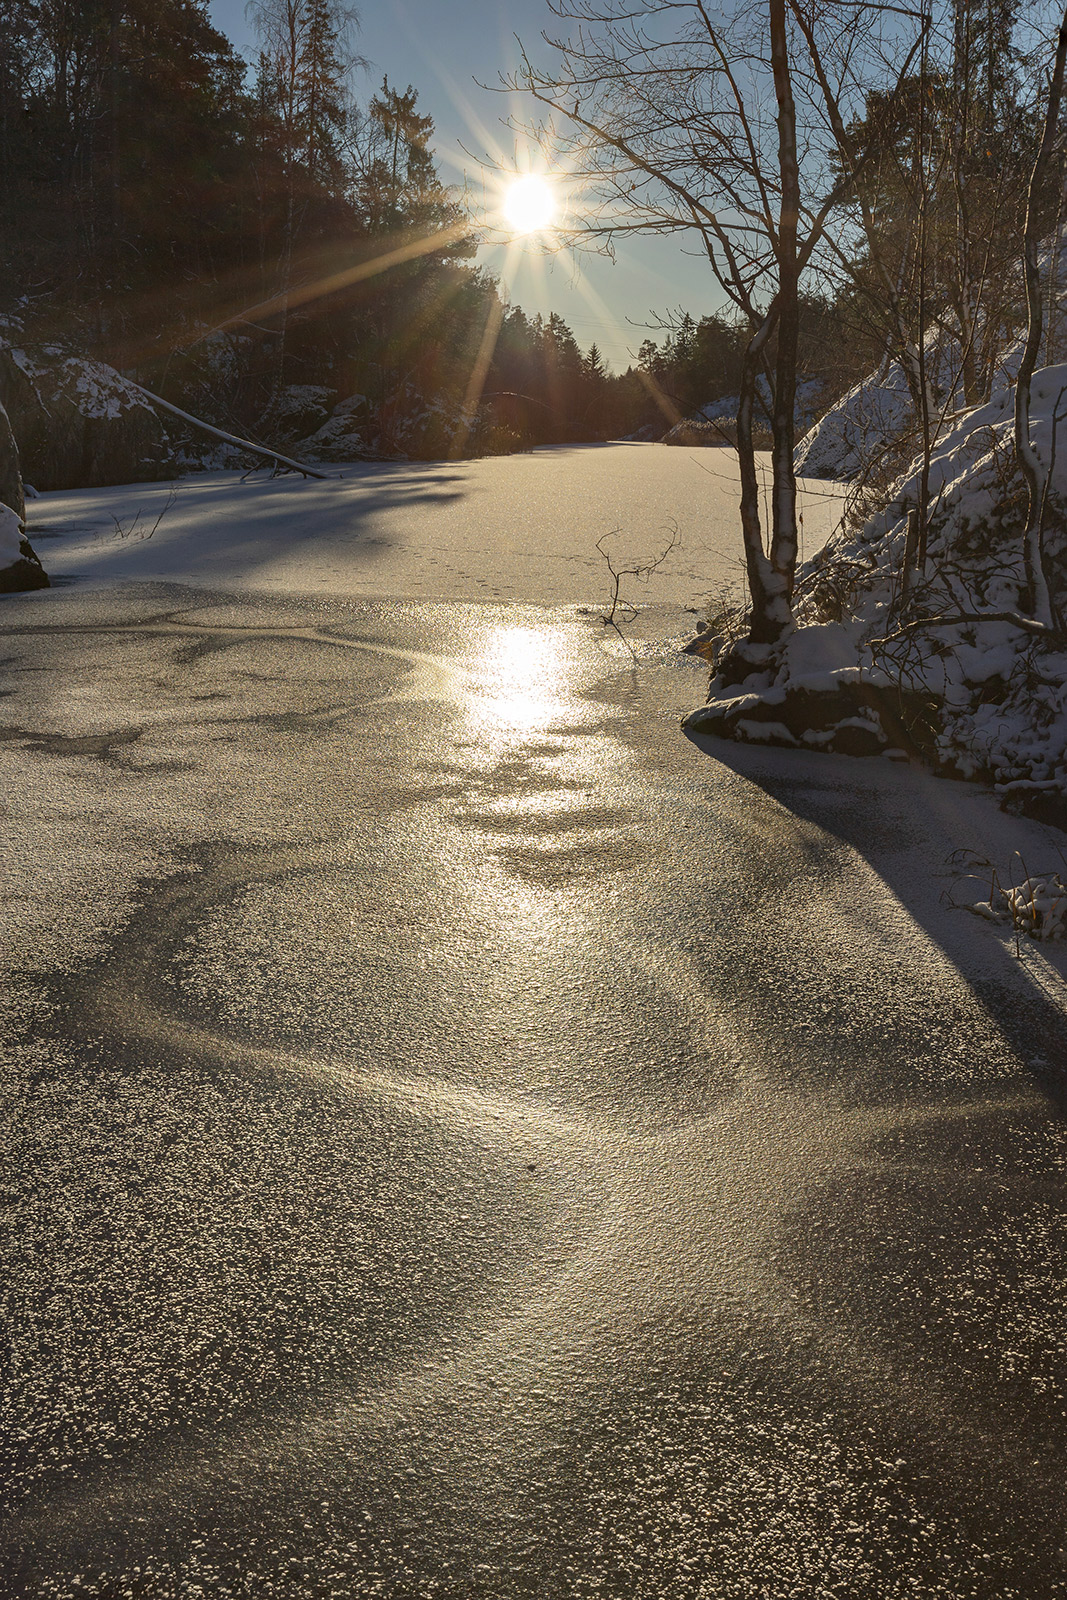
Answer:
206, 0, 715, 368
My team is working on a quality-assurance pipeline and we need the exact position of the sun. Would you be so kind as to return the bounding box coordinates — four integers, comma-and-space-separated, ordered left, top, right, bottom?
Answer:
502, 174, 557, 235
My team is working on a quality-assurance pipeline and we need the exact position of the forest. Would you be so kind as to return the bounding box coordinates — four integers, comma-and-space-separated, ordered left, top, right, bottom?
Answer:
0, 0, 648, 459
0, 0, 912, 468
0, 0, 1061, 527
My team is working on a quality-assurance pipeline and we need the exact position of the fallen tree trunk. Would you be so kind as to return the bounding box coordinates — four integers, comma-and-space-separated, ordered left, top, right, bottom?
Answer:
128, 384, 333, 481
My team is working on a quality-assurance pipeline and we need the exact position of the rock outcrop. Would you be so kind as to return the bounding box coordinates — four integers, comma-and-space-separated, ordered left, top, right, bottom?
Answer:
684, 674, 934, 758
0, 341, 173, 490
0, 395, 25, 518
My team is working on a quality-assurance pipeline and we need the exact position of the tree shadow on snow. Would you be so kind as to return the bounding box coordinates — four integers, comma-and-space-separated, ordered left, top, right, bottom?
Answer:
28, 459, 475, 586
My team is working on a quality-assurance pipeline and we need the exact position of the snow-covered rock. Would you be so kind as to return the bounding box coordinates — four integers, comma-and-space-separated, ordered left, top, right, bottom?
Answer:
0, 500, 22, 565
0, 501, 48, 593
660, 415, 750, 448
0, 338, 174, 490
0, 394, 24, 518
263, 384, 336, 442
0, 392, 47, 588
294, 393, 374, 460
295, 385, 481, 462
663, 377, 828, 448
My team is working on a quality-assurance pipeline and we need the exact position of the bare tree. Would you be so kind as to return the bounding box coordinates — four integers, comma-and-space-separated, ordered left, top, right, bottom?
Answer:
507, 0, 906, 656
804, 0, 1065, 607
788, 4, 938, 586
1015, 1, 1067, 633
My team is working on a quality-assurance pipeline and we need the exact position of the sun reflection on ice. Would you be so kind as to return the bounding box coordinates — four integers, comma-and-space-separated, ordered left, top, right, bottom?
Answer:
466, 625, 578, 735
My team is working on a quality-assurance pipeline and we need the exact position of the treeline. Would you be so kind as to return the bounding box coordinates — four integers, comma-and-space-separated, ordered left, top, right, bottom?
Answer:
0, 0, 669, 454
3, 0, 1050, 470
0, 0, 886, 460
0, 0, 485, 447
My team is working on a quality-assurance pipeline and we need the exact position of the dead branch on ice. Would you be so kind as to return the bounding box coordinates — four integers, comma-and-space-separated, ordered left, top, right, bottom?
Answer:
128, 384, 333, 481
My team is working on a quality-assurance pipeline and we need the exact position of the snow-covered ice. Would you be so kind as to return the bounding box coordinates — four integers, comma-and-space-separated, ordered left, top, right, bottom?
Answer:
25, 443, 848, 610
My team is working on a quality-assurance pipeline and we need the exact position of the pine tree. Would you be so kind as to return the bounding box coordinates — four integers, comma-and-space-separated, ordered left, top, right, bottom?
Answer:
246, 0, 360, 407
0, 0, 250, 327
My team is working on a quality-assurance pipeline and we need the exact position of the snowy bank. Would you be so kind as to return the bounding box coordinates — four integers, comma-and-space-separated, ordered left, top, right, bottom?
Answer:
687, 362, 1067, 827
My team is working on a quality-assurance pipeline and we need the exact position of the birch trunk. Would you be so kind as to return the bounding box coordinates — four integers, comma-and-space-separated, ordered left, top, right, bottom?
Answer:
768, 0, 800, 631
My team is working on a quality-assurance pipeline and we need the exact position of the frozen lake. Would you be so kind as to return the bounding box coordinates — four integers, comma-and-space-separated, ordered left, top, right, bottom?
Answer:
26, 442, 847, 609
8, 439, 1067, 1598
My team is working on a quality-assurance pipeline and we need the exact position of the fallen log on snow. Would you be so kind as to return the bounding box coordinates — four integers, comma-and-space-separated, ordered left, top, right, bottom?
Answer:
127, 384, 333, 481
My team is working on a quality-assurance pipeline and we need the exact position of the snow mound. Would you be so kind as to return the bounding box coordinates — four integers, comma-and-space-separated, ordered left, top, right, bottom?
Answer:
972, 871, 1067, 939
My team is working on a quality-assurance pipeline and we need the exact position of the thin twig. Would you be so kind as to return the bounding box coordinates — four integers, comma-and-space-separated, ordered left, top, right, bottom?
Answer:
594, 523, 680, 659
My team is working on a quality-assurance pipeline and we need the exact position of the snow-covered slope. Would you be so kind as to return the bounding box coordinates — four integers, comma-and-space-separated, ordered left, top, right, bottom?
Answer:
794, 362, 914, 480
793, 338, 970, 482
689, 360, 1067, 820
810, 363, 1067, 799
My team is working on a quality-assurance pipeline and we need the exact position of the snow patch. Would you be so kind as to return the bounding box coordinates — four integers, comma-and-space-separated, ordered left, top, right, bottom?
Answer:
0, 501, 23, 565
794, 362, 914, 481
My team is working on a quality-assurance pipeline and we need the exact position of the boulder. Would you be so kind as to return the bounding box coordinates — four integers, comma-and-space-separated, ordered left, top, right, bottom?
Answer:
0, 500, 49, 593
264, 384, 336, 442
0, 396, 25, 519
0, 343, 174, 489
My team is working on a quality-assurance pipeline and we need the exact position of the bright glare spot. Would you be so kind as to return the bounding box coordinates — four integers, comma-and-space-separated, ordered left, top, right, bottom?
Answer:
503, 175, 557, 235
470, 625, 570, 732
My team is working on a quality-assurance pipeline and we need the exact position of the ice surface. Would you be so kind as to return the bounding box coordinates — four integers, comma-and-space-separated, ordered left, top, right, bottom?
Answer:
26, 444, 848, 610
